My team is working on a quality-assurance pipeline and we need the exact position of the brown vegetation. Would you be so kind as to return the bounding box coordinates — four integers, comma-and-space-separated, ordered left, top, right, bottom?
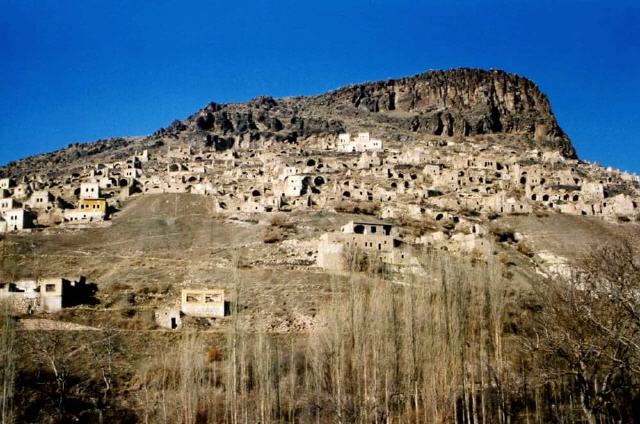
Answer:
263, 214, 296, 244
3, 241, 640, 423
334, 201, 379, 216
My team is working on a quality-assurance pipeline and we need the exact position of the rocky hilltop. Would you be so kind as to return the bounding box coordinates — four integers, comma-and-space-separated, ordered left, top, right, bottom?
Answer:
320, 69, 574, 157
172, 68, 575, 157
3, 68, 575, 177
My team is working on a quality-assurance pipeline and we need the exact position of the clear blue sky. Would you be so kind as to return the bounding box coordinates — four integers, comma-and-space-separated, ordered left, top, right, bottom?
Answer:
1, 0, 638, 172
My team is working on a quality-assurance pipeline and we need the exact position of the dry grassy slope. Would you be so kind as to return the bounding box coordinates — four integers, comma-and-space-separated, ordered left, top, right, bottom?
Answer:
10, 194, 339, 332
500, 214, 640, 262
8, 192, 637, 333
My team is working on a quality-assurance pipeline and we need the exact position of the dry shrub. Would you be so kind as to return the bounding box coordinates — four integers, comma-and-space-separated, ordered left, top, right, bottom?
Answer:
103, 282, 132, 296
269, 214, 295, 229
397, 215, 437, 237
262, 226, 286, 244
334, 201, 379, 215
263, 214, 296, 243
210, 212, 226, 220
516, 241, 534, 257
207, 347, 224, 363
490, 225, 516, 243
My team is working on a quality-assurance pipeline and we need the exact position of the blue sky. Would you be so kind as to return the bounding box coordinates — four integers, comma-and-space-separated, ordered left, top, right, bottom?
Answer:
1, 0, 638, 172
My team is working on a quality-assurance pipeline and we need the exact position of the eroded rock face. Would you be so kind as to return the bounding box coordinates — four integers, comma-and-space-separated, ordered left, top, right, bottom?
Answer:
2, 68, 577, 177
319, 68, 575, 157
170, 68, 575, 157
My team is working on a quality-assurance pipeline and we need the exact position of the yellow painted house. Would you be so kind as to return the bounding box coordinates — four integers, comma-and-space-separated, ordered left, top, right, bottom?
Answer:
78, 198, 107, 214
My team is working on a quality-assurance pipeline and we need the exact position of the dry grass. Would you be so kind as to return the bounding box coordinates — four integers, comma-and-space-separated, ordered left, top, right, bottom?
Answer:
263, 214, 296, 243
334, 200, 379, 216
126, 252, 523, 423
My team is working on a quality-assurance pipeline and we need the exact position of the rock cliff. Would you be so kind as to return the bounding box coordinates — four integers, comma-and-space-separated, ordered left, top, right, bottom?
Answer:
169, 68, 575, 158
2, 68, 577, 177
317, 68, 575, 158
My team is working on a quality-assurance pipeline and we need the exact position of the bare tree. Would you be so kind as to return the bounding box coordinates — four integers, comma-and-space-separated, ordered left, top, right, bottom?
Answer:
531, 241, 640, 423
0, 302, 16, 424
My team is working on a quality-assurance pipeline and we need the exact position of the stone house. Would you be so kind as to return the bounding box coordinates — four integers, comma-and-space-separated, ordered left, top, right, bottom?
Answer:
167, 145, 193, 160
0, 178, 13, 190
155, 308, 182, 329
29, 190, 54, 209
357, 152, 383, 169
1, 208, 30, 232
135, 149, 149, 163
602, 194, 638, 218
98, 177, 117, 190
581, 182, 605, 202
487, 194, 533, 215
79, 198, 107, 215
337, 132, 383, 153
181, 289, 225, 317
0, 198, 15, 212
13, 184, 31, 200
80, 182, 101, 199
0, 278, 64, 314
0, 178, 14, 191
423, 164, 443, 178
64, 198, 107, 222
124, 168, 141, 179
318, 220, 413, 271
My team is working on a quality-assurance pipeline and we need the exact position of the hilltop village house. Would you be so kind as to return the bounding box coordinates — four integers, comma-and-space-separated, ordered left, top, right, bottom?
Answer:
64, 182, 107, 222
337, 132, 383, 153
0, 277, 91, 314
0, 208, 31, 232
317, 220, 417, 271
0, 128, 638, 262
181, 288, 225, 317
155, 288, 225, 329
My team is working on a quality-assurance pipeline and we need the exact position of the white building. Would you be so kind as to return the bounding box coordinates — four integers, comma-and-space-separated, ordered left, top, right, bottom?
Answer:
2, 208, 29, 232
337, 132, 383, 153
80, 182, 100, 199
0, 198, 15, 212
282, 175, 306, 197
0, 178, 12, 190
30, 190, 54, 209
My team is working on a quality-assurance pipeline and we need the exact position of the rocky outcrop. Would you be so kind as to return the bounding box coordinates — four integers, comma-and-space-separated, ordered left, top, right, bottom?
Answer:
168, 68, 575, 157
316, 68, 575, 157
2, 68, 578, 178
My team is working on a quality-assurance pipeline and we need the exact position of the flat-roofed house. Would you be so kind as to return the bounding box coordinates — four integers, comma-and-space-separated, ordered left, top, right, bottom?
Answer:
80, 182, 101, 200
64, 198, 107, 222
181, 289, 225, 317
1, 208, 30, 232
30, 190, 54, 209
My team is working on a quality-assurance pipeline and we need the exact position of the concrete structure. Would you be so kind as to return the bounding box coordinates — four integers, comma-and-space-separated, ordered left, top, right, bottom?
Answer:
155, 308, 182, 329
1, 208, 30, 232
80, 182, 101, 199
0, 178, 12, 190
337, 132, 383, 153
30, 190, 54, 209
0, 278, 64, 314
181, 289, 225, 317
